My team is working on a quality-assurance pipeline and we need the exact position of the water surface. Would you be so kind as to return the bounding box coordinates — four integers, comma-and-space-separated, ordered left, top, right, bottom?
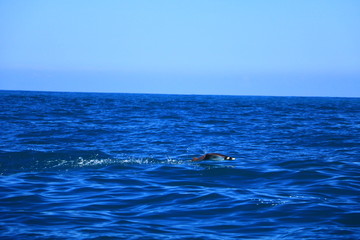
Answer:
0, 91, 359, 239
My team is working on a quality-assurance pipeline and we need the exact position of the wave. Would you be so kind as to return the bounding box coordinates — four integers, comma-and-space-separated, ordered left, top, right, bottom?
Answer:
0, 150, 197, 175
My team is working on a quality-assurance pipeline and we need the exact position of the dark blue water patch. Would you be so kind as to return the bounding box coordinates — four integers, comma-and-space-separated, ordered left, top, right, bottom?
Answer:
0, 150, 113, 174
0, 90, 360, 239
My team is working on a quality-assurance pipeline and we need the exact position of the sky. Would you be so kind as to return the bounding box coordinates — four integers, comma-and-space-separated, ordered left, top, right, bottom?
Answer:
0, 0, 359, 97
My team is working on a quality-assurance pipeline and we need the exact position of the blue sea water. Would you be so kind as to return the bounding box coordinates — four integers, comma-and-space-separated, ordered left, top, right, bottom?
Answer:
0, 90, 359, 239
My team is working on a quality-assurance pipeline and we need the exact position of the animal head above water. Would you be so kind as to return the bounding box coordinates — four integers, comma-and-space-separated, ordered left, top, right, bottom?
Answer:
192, 153, 236, 162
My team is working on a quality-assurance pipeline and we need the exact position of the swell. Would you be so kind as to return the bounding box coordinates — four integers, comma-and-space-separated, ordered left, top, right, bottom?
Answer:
1, 162, 359, 239
1, 91, 360, 239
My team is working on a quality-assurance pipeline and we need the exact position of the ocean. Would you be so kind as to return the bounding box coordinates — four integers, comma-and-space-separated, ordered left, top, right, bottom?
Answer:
0, 90, 359, 239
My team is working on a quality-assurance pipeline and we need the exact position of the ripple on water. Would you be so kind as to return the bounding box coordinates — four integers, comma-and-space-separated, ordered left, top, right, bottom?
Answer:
1, 92, 360, 239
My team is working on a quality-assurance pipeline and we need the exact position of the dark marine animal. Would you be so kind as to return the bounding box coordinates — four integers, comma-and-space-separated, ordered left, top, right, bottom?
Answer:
192, 153, 236, 162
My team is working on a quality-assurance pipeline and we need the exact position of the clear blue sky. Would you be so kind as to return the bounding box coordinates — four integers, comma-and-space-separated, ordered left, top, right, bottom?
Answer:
1, 0, 359, 97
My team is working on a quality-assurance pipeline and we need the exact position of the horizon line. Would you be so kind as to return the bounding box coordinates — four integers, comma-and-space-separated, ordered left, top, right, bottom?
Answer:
1, 89, 358, 99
